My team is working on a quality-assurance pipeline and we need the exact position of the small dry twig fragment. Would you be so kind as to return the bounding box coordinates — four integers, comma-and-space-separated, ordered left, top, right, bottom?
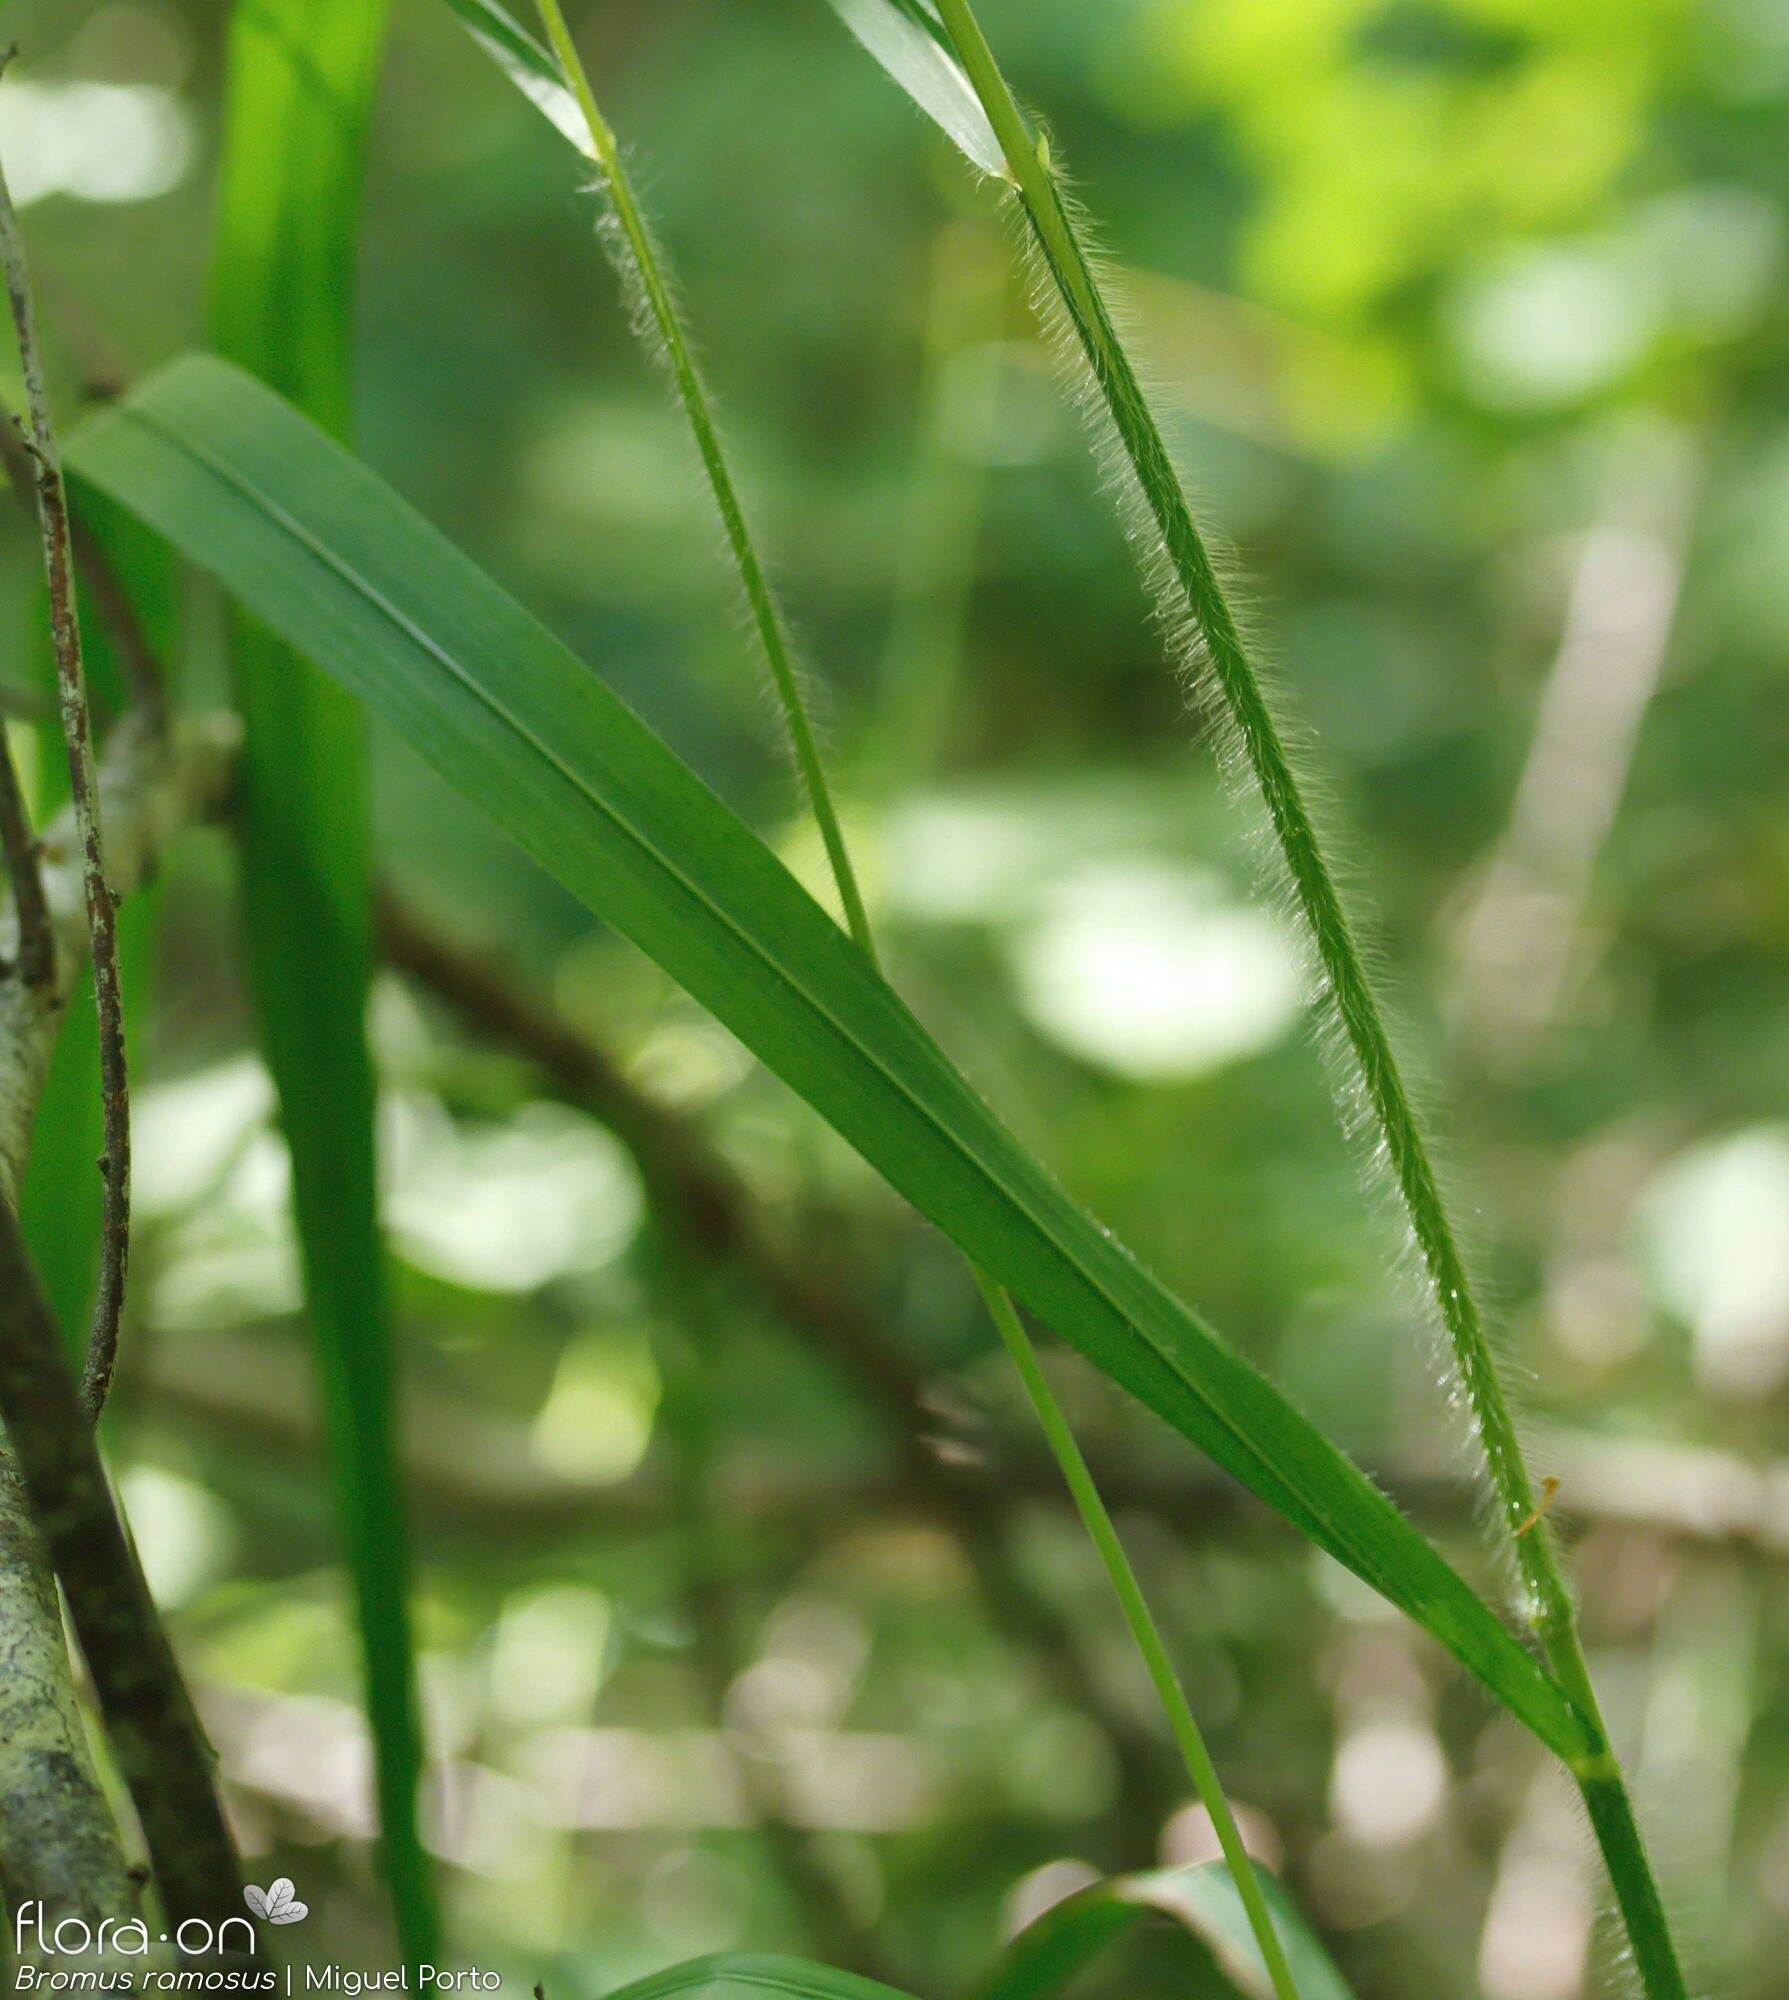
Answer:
1516, 1475, 1563, 1539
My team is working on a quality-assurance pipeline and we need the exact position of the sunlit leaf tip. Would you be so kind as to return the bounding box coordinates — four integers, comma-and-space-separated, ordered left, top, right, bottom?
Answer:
824, 0, 1010, 179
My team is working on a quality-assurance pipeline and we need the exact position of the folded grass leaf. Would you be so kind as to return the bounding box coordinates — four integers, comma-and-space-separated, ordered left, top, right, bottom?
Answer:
978, 1863, 1354, 2000
70, 354, 1591, 1768
212, 0, 436, 1968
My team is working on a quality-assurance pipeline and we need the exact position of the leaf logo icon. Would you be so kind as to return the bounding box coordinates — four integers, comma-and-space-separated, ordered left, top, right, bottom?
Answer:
244, 1879, 309, 1925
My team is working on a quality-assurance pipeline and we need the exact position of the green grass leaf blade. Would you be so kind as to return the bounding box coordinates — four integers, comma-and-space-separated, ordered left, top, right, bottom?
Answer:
435, 0, 590, 155
978, 1864, 1356, 2000
446, 0, 1008, 186
820, 0, 1008, 178
604, 1955, 920, 2000
212, 0, 437, 1969
69, 353, 1590, 1765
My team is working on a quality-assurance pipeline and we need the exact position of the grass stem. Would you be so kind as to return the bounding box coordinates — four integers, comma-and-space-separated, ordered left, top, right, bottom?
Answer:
927, 3, 1684, 1992
865, 218, 1003, 798
529, 15, 1290, 1974
975, 1273, 1302, 2000
531, 0, 876, 961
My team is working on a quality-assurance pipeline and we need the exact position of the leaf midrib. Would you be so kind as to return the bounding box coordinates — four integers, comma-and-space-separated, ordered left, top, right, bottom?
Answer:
79, 366, 1588, 1758
111, 395, 1311, 1508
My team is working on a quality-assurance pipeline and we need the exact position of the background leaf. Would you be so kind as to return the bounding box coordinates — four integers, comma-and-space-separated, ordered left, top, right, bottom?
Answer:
978, 1863, 1355, 2000
211, 0, 436, 1967
70, 354, 1588, 1767
605, 1955, 922, 2000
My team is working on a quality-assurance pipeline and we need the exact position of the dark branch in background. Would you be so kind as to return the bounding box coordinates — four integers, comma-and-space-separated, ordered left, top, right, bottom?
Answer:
0, 722, 52, 986
0, 1196, 241, 1932
140, 1319, 1789, 1561
0, 120, 131, 1419
377, 894, 1178, 1826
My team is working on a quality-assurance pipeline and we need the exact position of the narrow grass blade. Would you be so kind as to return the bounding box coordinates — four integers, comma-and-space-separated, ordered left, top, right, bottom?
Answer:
436, 0, 588, 155
71, 354, 1591, 1765
212, 0, 437, 1967
979, 1863, 1355, 2000
605, 1956, 918, 2000
825, 0, 1007, 178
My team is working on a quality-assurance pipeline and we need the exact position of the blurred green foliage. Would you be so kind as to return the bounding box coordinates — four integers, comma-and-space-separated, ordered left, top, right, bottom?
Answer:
3, 0, 1788, 1995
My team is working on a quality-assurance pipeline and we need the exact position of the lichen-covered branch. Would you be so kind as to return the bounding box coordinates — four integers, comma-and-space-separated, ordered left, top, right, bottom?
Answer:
0, 1448, 141, 1928
0, 710, 236, 1929
0, 1197, 241, 1934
